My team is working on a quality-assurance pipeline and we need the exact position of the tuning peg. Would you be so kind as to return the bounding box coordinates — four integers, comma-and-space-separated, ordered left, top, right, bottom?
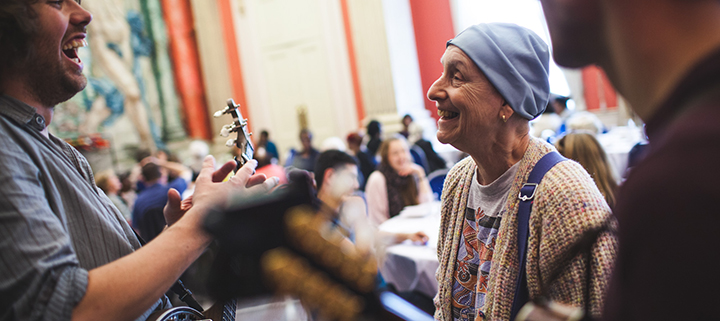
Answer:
220, 124, 233, 137
213, 107, 229, 118
226, 138, 236, 147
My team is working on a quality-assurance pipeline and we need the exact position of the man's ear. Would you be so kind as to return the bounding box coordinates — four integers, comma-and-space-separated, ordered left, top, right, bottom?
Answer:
323, 167, 335, 187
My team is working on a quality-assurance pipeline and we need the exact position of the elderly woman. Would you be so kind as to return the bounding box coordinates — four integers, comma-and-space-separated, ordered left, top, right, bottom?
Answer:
427, 23, 617, 320
366, 137, 434, 226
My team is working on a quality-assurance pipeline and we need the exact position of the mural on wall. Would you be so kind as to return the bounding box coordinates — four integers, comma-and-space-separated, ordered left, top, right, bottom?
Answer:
50, 0, 186, 168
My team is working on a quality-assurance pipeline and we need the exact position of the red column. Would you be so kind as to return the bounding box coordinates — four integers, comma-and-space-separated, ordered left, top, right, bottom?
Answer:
582, 65, 618, 111
340, 0, 366, 127
218, 0, 252, 132
161, 0, 212, 140
408, 0, 455, 121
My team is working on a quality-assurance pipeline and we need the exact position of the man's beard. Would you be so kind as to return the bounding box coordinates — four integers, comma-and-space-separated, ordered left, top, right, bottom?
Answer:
21, 47, 87, 107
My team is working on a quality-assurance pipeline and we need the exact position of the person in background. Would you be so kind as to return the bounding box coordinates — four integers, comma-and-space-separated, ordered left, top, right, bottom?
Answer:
285, 128, 320, 172
366, 120, 383, 157
320, 136, 347, 152
366, 137, 433, 226
95, 169, 132, 223
549, 94, 571, 117
539, 0, 720, 319
530, 97, 563, 138
407, 122, 448, 174
314, 150, 433, 313
346, 132, 377, 191
257, 129, 279, 162
555, 132, 618, 207
132, 163, 171, 241
186, 140, 210, 181
565, 111, 606, 136
153, 149, 192, 195
399, 114, 413, 139
427, 23, 616, 320
132, 149, 192, 194
254, 146, 287, 184
0, 1, 277, 319
314, 150, 428, 252
117, 171, 137, 214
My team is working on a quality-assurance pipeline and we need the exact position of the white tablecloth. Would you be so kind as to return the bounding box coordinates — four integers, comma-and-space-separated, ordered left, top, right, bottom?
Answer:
597, 125, 644, 182
378, 201, 442, 299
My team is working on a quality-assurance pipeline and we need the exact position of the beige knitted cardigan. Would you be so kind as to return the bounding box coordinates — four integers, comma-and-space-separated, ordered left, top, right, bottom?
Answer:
434, 138, 617, 320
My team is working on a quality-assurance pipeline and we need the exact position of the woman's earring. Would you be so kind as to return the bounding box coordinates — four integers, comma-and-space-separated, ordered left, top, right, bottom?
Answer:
502, 115, 507, 123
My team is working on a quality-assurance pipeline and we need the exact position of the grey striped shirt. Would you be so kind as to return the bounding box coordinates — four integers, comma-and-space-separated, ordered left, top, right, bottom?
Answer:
0, 95, 170, 320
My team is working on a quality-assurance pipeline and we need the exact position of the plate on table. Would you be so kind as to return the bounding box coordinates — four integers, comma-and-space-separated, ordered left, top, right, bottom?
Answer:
398, 202, 439, 218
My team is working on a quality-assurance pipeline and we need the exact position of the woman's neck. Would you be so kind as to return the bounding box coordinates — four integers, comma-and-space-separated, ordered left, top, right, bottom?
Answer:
471, 133, 529, 185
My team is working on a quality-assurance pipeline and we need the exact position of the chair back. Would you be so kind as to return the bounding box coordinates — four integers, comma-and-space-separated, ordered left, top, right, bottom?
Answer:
427, 169, 449, 200
410, 145, 430, 174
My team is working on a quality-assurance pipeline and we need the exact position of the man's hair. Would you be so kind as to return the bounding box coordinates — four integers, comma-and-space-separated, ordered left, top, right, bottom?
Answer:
314, 150, 357, 192
0, 0, 39, 76
134, 149, 152, 163
367, 120, 381, 137
346, 132, 363, 146
141, 163, 162, 183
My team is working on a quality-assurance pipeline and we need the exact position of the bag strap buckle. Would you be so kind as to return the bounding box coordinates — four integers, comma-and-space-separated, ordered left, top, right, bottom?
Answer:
518, 183, 538, 202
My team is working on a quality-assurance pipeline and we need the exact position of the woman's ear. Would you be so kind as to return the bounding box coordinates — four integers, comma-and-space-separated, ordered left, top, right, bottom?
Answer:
499, 102, 515, 121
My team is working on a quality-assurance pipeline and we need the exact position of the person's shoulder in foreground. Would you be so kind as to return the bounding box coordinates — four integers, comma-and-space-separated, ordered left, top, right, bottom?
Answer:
538, 0, 720, 319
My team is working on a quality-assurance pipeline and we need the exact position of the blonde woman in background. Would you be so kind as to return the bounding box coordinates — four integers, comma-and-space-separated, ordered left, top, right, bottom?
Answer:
555, 132, 618, 208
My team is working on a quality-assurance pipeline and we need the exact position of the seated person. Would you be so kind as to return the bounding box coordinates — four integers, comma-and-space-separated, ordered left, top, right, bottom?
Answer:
254, 146, 287, 184
256, 129, 279, 161
133, 163, 173, 241
366, 120, 382, 157
95, 169, 132, 222
314, 150, 428, 254
346, 132, 377, 191
132, 149, 192, 194
285, 129, 320, 172
365, 137, 433, 226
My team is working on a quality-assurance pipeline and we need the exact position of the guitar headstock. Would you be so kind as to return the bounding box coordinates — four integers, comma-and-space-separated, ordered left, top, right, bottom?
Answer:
214, 98, 254, 172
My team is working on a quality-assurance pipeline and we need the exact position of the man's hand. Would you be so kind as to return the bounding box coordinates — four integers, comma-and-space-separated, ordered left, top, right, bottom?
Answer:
164, 189, 192, 227
191, 156, 278, 215
164, 156, 278, 227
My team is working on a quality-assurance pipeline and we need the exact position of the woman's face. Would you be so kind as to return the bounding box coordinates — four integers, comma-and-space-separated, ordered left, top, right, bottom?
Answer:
387, 140, 410, 172
427, 46, 505, 152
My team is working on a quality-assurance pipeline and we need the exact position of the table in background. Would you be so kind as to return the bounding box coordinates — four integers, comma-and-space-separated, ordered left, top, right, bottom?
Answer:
597, 125, 644, 182
378, 201, 441, 299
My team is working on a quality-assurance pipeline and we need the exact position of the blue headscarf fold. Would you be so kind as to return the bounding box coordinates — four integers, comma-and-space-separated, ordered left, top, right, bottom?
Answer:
447, 23, 550, 120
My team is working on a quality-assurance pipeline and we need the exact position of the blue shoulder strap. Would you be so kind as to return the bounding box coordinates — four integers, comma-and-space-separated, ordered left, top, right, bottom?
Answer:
509, 151, 567, 320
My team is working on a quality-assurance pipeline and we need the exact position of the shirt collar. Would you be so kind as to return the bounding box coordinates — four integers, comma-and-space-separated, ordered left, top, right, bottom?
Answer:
645, 46, 720, 142
0, 94, 47, 131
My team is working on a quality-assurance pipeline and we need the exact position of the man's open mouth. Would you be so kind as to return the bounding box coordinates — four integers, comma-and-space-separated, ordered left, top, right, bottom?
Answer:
438, 109, 459, 119
62, 39, 88, 64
